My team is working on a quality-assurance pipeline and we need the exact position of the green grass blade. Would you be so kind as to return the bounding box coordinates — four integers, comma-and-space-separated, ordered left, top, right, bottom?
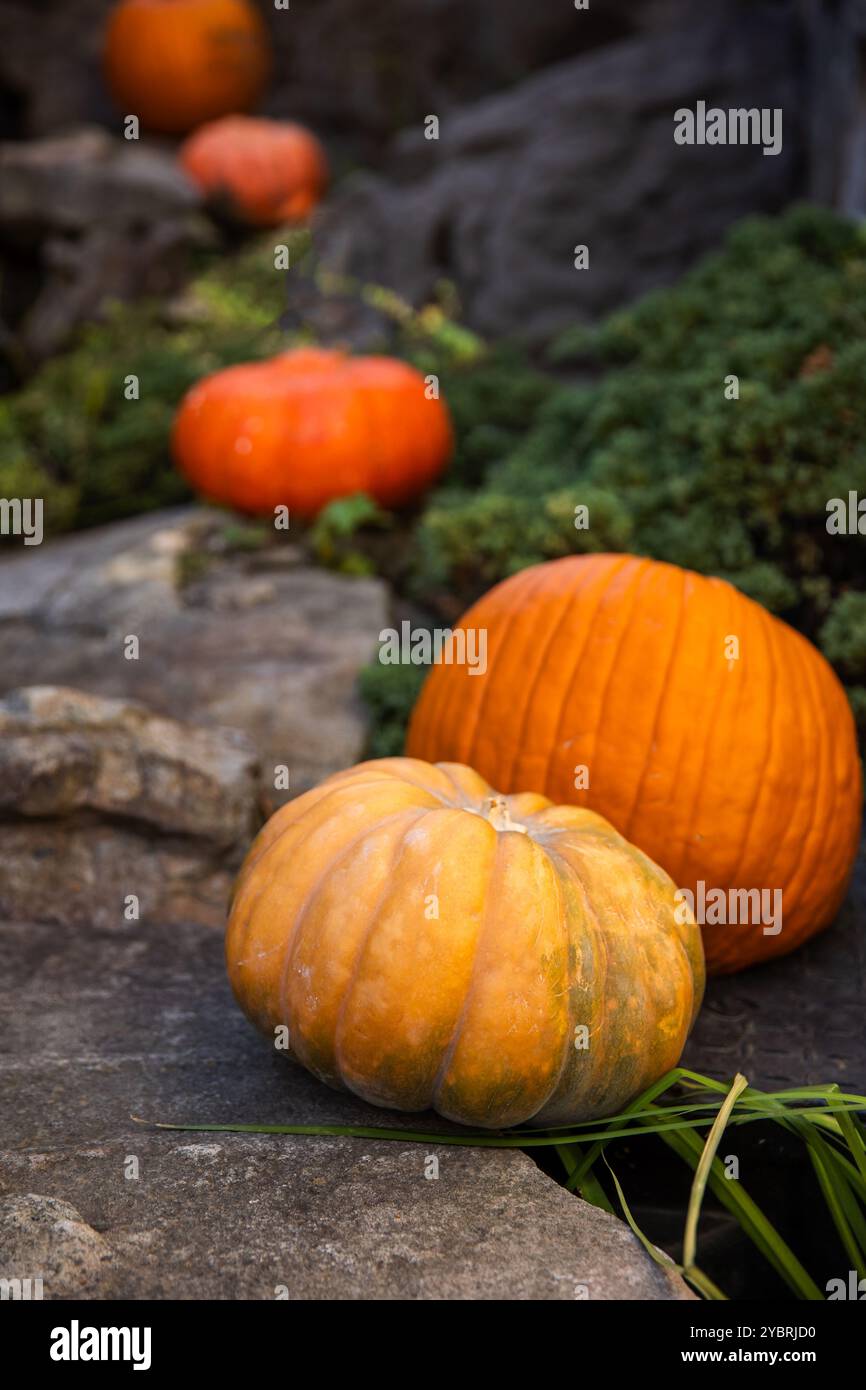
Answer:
602, 1154, 681, 1272
657, 1125, 823, 1300
555, 1143, 614, 1213
683, 1073, 749, 1269
807, 1138, 866, 1280
601, 1152, 726, 1299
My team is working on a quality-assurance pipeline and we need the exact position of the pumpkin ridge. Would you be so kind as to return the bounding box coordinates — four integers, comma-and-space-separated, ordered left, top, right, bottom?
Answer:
767, 610, 813, 916
429, 820, 503, 1111
658, 572, 722, 880
675, 576, 742, 887
536, 554, 632, 799
725, 593, 781, 894
622, 563, 689, 842
287, 806, 430, 1080
230, 791, 409, 999
505, 555, 612, 794
343, 758, 464, 803
775, 600, 832, 941
537, 838, 600, 1120
579, 556, 654, 814
537, 836, 616, 1121
233, 782, 435, 968
331, 805, 451, 1087
433, 760, 495, 807
234, 773, 413, 890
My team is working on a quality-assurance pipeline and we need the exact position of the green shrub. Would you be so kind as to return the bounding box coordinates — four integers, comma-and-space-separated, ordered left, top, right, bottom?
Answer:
358, 659, 427, 758
0, 232, 551, 543
0, 234, 303, 539
412, 205, 866, 731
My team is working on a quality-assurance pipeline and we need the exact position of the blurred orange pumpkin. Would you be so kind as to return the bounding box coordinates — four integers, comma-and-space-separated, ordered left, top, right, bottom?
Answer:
226, 757, 705, 1128
104, 0, 271, 135
179, 116, 328, 224
407, 554, 864, 975
172, 347, 454, 518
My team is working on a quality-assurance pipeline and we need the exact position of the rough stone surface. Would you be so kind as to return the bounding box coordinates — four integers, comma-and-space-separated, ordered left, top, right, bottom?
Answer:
0, 126, 207, 362
0, 0, 686, 147
0, 684, 260, 930
0, 915, 692, 1300
0, 820, 248, 932
0, 1193, 112, 1296
311, 5, 807, 346
0, 678, 261, 928
0, 508, 388, 804
0, 685, 257, 844
3, 2, 866, 351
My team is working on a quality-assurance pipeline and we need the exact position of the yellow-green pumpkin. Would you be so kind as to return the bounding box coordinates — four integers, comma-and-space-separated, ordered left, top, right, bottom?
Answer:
226, 758, 705, 1129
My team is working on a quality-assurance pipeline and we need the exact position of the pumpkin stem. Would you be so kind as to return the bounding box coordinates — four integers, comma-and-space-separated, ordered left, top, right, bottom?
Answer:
482, 796, 527, 834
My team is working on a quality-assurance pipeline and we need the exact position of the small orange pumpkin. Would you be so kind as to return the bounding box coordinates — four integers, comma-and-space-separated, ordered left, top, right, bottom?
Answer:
172, 347, 454, 518
104, 0, 271, 135
406, 555, 863, 975
226, 758, 705, 1129
179, 116, 328, 224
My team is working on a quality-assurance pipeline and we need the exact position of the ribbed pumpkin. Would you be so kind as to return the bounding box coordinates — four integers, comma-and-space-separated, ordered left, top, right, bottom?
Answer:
104, 0, 271, 135
172, 347, 454, 518
226, 758, 705, 1129
407, 555, 863, 975
179, 116, 328, 224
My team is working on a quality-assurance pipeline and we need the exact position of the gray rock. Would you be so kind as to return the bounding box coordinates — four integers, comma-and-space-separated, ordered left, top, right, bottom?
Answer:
0, 1193, 112, 1297
0, 0, 688, 147
0, 686, 257, 846
309, 3, 829, 346
0, 507, 389, 804
0, 819, 244, 931
0, 1137, 691, 1301
0, 685, 259, 930
0, 914, 693, 1300
0, 126, 208, 362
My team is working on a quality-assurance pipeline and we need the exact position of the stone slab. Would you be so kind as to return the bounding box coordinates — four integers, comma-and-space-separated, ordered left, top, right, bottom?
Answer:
0, 915, 691, 1300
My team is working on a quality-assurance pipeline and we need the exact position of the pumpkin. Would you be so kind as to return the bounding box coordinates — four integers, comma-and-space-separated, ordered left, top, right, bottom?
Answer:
407, 555, 863, 975
226, 757, 705, 1129
171, 347, 454, 518
104, 0, 271, 135
179, 116, 328, 224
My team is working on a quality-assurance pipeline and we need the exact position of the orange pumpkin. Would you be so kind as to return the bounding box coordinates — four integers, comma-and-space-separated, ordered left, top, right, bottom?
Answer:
179, 116, 328, 224
104, 0, 271, 135
172, 347, 454, 518
226, 758, 705, 1129
407, 555, 863, 975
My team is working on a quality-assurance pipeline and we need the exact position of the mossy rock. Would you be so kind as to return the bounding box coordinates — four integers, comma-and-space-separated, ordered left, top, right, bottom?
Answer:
0, 234, 304, 541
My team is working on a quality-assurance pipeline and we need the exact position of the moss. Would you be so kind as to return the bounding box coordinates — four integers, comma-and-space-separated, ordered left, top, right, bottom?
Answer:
0, 233, 305, 541
0, 226, 549, 548
412, 205, 866, 717
310, 493, 391, 575
358, 660, 428, 758
820, 592, 866, 697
